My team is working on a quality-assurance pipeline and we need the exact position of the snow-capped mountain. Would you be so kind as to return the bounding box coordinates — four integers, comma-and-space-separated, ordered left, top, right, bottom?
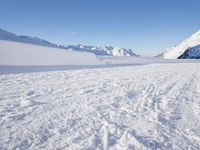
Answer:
160, 30, 200, 59
104, 46, 136, 56
178, 44, 200, 59
0, 28, 57, 48
66, 44, 137, 56
0, 28, 137, 56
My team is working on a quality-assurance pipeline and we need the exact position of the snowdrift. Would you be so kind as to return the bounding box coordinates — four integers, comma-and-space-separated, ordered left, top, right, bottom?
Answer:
0, 40, 102, 66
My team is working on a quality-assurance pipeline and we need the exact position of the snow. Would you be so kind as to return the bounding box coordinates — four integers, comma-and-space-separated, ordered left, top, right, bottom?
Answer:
178, 44, 200, 59
1, 62, 200, 149
161, 30, 200, 59
0, 39, 188, 74
1, 30, 200, 149
0, 28, 137, 57
0, 40, 103, 66
0, 28, 57, 48
66, 45, 137, 56
185, 45, 200, 58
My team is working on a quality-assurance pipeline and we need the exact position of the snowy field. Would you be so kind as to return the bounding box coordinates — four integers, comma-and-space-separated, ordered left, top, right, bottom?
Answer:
1, 39, 200, 75
1, 62, 200, 149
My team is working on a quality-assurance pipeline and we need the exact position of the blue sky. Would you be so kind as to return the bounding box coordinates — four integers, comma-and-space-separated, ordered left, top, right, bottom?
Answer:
0, 0, 200, 55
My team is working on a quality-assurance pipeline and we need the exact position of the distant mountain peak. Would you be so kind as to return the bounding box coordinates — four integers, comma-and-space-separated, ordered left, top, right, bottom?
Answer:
66, 44, 137, 56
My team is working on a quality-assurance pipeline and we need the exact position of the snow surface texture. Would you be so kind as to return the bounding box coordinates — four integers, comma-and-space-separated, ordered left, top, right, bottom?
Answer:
0, 40, 103, 66
1, 63, 200, 149
161, 30, 200, 59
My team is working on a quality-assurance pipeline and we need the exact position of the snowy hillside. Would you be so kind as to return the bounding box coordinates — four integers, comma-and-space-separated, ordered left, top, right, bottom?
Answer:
0, 40, 102, 66
1, 63, 200, 149
178, 44, 200, 59
160, 30, 200, 59
0, 29, 57, 48
0, 28, 137, 56
67, 45, 137, 56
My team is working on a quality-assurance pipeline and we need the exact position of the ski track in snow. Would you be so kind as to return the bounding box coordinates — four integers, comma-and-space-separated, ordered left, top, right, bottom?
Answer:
0, 63, 200, 149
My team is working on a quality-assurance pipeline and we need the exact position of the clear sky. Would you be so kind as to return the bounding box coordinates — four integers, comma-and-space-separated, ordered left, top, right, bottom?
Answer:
1, 0, 200, 55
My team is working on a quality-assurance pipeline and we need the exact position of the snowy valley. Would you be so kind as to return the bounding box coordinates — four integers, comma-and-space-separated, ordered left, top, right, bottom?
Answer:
1, 28, 200, 150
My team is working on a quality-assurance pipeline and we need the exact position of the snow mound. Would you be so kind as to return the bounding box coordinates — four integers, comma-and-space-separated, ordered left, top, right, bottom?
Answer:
0, 40, 102, 66
160, 30, 200, 59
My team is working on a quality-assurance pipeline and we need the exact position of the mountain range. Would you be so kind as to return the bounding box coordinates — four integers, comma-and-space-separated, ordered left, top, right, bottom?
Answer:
1, 28, 200, 59
0, 28, 137, 57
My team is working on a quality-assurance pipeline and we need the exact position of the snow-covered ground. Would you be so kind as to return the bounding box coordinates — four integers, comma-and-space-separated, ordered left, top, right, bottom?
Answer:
1, 62, 200, 149
1, 56, 200, 75
1, 36, 200, 149
2, 39, 200, 75
0, 40, 102, 66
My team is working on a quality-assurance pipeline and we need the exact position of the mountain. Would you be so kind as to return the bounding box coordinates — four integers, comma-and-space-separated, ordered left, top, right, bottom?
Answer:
0, 28, 57, 48
66, 44, 137, 56
177, 44, 200, 59
160, 30, 200, 59
0, 28, 137, 56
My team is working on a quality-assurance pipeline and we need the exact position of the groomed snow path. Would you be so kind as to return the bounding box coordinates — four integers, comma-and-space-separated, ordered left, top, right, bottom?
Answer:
1, 63, 200, 150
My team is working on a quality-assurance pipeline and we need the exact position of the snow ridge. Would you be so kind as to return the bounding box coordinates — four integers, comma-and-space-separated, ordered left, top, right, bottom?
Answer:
0, 29, 57, 48
161, 30, 200, 59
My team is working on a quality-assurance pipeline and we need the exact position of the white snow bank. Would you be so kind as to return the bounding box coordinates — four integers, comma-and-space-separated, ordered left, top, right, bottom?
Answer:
1, 40, 200, 75
0, 40, 103, 66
